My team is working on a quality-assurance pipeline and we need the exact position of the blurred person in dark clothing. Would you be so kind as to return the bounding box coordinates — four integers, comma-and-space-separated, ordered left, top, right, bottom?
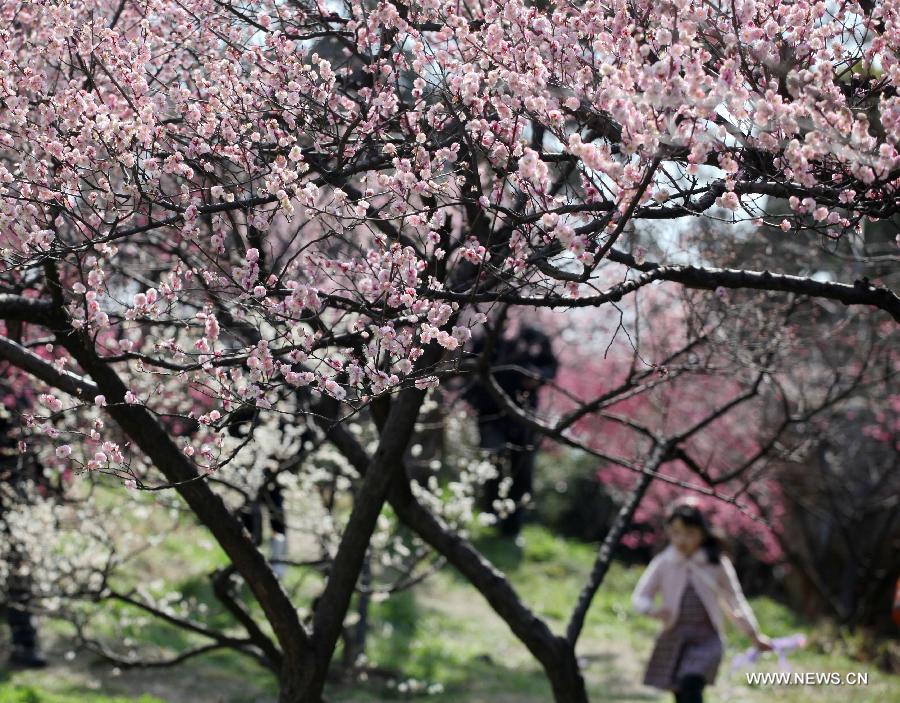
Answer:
465, 326, 558, 539
228, 408, 319, 580
240, 475, 288, 578
0, 381, 48, 668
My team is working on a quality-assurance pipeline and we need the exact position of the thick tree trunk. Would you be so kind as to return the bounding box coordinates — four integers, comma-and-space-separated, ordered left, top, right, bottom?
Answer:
319, 414, 590, 703
547, 641, 590, 703
278, 666, 317, 703
302, 378, 432, 700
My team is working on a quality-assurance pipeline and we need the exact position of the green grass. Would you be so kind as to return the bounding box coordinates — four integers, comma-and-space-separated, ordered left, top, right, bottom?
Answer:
3, 524, 897, 703
331, 525, 899, 703
0, 687, 163, 703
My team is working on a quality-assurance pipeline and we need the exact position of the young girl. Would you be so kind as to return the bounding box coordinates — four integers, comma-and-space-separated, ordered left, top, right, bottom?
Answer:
632, 498, 773, 703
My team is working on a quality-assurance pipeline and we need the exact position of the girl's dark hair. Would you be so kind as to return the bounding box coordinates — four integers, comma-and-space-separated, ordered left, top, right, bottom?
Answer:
665, 499, 725, 564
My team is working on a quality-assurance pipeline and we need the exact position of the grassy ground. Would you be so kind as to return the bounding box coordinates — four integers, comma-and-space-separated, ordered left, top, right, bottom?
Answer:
2, 525, 897, 703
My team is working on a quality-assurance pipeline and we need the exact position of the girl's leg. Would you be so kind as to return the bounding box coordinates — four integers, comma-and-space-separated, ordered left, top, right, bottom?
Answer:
674, 674, 706, 703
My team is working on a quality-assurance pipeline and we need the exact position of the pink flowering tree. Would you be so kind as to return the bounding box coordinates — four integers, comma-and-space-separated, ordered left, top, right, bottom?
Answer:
545, 281, 896, 558
1, 1, 899, 701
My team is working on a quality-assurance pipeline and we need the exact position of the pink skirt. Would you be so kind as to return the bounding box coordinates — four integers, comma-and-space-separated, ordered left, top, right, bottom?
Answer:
643, 581, 723, 690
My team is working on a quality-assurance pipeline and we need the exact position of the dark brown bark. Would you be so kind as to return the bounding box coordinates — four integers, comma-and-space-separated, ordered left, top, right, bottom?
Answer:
64, 334, 324, 699
305, 383, 429, 699
422, 256, 900, 322
319, 416, 589, 703
0, 296, 317, 698
57, 333, 317, 695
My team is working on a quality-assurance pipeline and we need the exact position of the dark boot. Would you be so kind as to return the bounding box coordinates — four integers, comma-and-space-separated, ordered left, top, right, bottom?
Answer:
674, 674, 706, 703
8, 644, 48, 668
7, 601, 46, 668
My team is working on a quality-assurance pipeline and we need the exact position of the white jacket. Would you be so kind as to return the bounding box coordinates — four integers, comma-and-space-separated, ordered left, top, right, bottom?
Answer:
631, 543, 762, 642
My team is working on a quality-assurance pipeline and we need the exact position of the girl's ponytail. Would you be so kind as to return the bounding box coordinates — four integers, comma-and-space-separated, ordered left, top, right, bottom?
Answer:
701, 529, 724, 564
